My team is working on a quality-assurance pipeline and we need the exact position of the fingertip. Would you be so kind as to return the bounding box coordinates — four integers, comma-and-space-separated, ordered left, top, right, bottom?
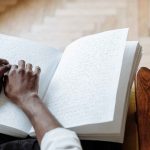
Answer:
34, 66, 41, 75
18, 60, 25, 69
2, 65, 11, 72
6, 64, 11, 69
26, 63, 33, 71
1, 59, 9, 64
18, 60, 25, 63
0, 65, 10, 76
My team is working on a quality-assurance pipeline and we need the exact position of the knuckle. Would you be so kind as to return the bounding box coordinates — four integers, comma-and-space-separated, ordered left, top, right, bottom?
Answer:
9, 69, 16, 75
26, 70, 32, 75
17, 68, 25, 74
32, 73, 38, 78
33, 72, 38, 76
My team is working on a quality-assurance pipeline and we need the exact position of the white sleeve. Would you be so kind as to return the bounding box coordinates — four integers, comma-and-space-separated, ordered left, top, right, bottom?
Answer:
41, 128, 82, 150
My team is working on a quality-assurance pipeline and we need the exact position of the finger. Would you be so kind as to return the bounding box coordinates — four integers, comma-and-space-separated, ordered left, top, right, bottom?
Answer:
10, 65, 18, 71
9, 65, 18, 75
0, 59, 9, 65
34, 66, 41, 75
26, 63, 32, 72
0, 64, 11, 77
18, 60, 25, 69
3, 75, 8, 89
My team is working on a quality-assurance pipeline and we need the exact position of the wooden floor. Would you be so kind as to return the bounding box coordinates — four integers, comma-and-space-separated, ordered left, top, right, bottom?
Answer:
0, 0, 149, 149
0, 0, 149, 66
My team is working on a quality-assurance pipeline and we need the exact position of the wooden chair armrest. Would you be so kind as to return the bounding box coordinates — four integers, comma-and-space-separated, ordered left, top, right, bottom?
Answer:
135, 67, 150, 150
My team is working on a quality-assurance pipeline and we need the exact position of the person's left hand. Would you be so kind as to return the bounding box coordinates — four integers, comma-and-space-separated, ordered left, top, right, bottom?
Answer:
0, 59, 11, 93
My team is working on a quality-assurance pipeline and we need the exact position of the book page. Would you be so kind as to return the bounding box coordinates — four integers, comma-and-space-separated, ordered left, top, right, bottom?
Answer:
67, 42, 141, 137
44, 29, 128, 128
0, 34, 62, 134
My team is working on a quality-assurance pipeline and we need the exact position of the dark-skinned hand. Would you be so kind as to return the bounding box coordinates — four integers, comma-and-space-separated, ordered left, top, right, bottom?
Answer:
3, 60, 41, 105
3, 60, 61, 143
0, 59, 11, 93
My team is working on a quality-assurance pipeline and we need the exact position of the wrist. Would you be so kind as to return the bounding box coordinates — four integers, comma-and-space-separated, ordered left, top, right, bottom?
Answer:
17, 92, 40, 109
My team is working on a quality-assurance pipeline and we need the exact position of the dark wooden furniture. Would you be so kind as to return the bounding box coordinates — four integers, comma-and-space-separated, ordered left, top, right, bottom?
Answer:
135, 67, 150, 150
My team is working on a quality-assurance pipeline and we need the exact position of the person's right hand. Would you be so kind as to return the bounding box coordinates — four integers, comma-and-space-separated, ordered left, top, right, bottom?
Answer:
3, 60, 41, 106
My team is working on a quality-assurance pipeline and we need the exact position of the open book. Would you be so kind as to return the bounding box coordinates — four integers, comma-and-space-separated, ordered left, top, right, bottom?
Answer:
0, 29, 142, 143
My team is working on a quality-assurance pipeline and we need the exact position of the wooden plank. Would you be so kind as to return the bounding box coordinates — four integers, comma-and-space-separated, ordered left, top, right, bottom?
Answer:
138, 0, 149, 36
136, 67, 150, 150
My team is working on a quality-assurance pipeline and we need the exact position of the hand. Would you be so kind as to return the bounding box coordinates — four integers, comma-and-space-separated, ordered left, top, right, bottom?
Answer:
0, 59, 11, 93
3, 60, 41, 106
3, 60, 61, 143
4, 60, 60, 143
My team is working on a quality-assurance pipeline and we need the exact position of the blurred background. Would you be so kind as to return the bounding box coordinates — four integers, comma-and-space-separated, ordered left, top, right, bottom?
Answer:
0, 0, 149, 67
0, 0, 149, 149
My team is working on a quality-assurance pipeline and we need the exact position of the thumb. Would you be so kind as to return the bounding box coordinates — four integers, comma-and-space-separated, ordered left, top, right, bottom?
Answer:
0, 64, 11, 77
3, 75, 8, 88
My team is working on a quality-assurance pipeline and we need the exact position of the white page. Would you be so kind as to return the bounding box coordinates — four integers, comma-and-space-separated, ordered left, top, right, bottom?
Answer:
68, 42, 141, 138
44, 29, 128, 128
0, 34, 62, 134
